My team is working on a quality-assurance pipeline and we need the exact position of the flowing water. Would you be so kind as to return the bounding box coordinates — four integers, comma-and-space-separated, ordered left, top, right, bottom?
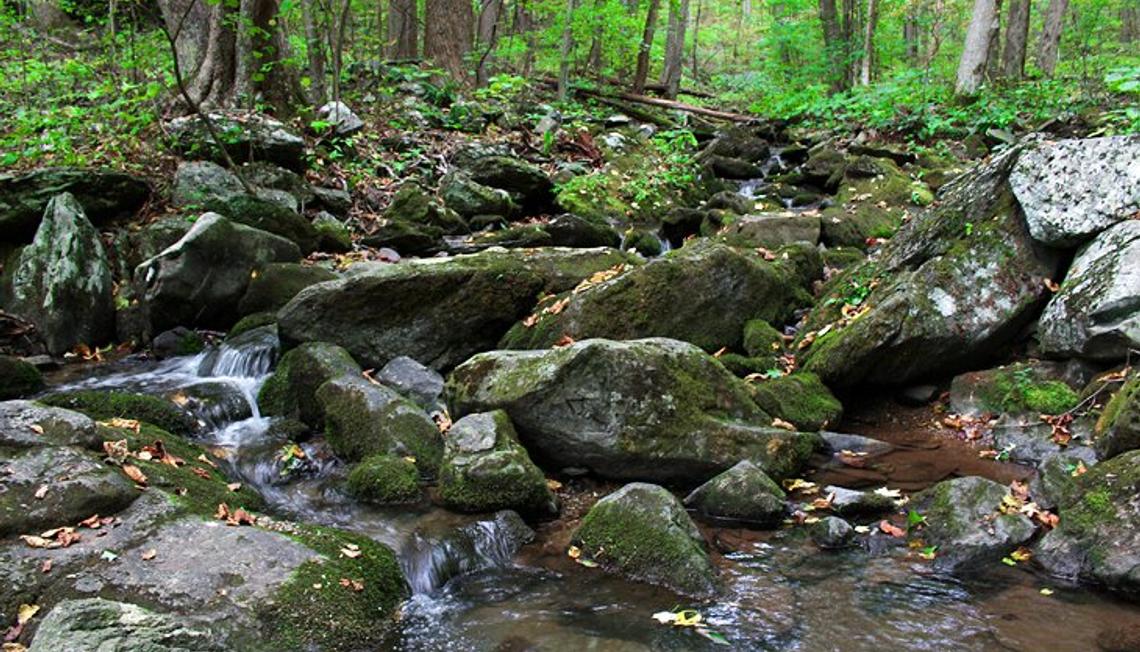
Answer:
45, 333, 1140, 651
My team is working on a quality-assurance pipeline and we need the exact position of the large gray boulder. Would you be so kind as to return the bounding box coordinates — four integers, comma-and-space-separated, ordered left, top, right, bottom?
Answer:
0, 168, 149, 243
30, 598, 222, 652
137, 213, 300, 332
10, 193, 115, 355
447, 338, 821, 483
278, 247, 635, 370
914, 476, 1036, 573
257, 341, 361, 429
1038, 220, 1140, 360
572, 483, 717, 596
683, 460, 786, 527
1010, 135, 1140, 247
167, 112, 306, 172
171, 160, 245, 207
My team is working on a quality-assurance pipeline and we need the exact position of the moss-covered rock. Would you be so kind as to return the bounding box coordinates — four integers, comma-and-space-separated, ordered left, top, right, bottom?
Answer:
345, 455, 421, 504
205, 194, 322, 254
237, 262, 337, 316
312, 212, 352, 252
316, 375, 443, 473
819, 158, 929, 248
623, 229, 662, 257
742, 319, 784, 359
447, 338, 821, 484
40, 390, 199, 435
457, 214, 620, 251
29, 598, 223, 652
825, 485, 897, 516
0, 167, 150, 242
464, 156, 554, 211
441, 172, 517, 218
438, 410, 555, 516
257, 342, 361, 429
748, 372, 843, 431
915, 476, 1036, 573
683, 460, 786, 527
949, 362, 1080, 417
573, 483, 716, 596
1094, 372, 1140, 460
228, 312, 277, 339
0, 355, 43, 399
384, 184, 467, 235
0, 400, 102, 449
359, 218, 443, 255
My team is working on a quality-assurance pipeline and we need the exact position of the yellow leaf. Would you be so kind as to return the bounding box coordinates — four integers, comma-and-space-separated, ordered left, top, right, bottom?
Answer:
1040, 588, 1054, 596
567, 545, 581, 560
17, 603, 39, 625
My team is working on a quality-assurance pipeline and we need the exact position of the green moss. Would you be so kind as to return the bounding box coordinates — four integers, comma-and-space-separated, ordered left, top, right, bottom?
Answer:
257, 342, 360, 428
624, 229, 662, 257
437, 412, 553, 515
1096, 373, 1139, 435
748, 372, 843, 431
718, 352, 776, 377
346, 455, 421, 504
980, 365, 1080, 415
228, 312, 277, 339
0, 355, 44, 399
172, 330, 205, 356
261, 524, 408, 652
313, 217, 352, 251
41, 390, 198, 435
205, 195, 319, 253
742, 319, 784, 359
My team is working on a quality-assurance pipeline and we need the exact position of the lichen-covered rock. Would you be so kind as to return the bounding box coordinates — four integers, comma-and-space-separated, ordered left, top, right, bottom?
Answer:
10, 193, 115, 355
447, 338, 821, 483
499, 242, 810, 353
384, 184, 467, 235
0, 168, 149, 243
316, 100, 364, 136
1010, 135, 1140, 247
915, 476, 1036, 573
819, 157, 931, 248
810, 516, 854, 549
376, 356, 445, 410
171, 160, 245, 208
724, 212, 821, 248
799, 148, 1059, 387
316, 375, 443, 473
137, 213, 300, 332
346, 455, 421, 504
748, 372, 843, 431
0, 355, 43, 399
441, 172, 517, 218
683, 460, 786, 526
1094, 373, 1140, 460
1035, 450, 1140, 598
166, 112, 306, 171
572, 483, 717, 596
278, 247, 633, 370
1037, 220, 1140, 361
237, 262, 337, 316
949, 362, 1081, 417
464, 156, 554, 211
438, 410, 555, 515
825, 485, 897, 516
312, 212, 352, 252
0, 400, 101, 449
205, 194, 322, 254
257, 342, 360, 429
29, 598, 223, 652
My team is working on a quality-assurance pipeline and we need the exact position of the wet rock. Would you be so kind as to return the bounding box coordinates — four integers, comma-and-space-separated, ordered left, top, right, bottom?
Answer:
237, 262, 337, 316
137, 213, 300, 332
990, 414, 1098, 467
799, 148, 1060, 387
683, 460, 786, 527
447, 338, 821, 483
826, 485, 897, 516
1010, 135, 1140, 247
1030, 452, 1093, 512
499, 242, 810, 353
1097, 622, 1140, 652
384, 183, 467, 234
707, 155, 763, 180
166, 112, 306, 171
1035, 450, 1140, 597
376, 355, 445, 410
811, 516, 854, 549
661, 207, 706, 246
915, 476, 1036, 573
0, 168, 149, 243
172, 381, 254, 429
464, 156, 554, 211
40, 390, 199, 435
346, 454, 421, 504
29, 598, 223, 652
849, 143, 918, 166
1094, 372, 1140, 460
278, 247, 633, 370
1037, 220, 1140, 361
441, 172, 517, 218
10, 193, 114, 355
949, 361, 1080, 417
748, 372, 843, 431
0, 400, 101, 449
820, 431, 893, 457
400, 510, 534, 594
572, 483, 717, 596
724, 211, 821, 247
706, 190, 753, 214
438, 410, 556, 516
0, 355, 43, 400
317, 375, 444, 473
257, 342, 360, 429
151, 327, 204, 359
171, 160, 245, 207
316, 100, 364, 136
704, 127, 770, 163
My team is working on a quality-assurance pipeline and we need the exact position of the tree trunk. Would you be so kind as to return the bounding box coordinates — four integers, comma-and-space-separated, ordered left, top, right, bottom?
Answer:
840, 0, 859, 89
1000, 0, 1029, 79
388, 0, 418, 58
587, 0, 605, 74
558, 0, 576, 101
819, 0, 841, 47
1122, 6, 1139, 43
955, 0, 1000, 94
661, 0, 690, 98
515, 0, 537, 77
904, 11, 919, 64
1037, 0, 1067, 77
29, 0, 72, 31
632, 0, 662, 94
301, 0, 326, 102
425, 0, 474, 80
859, 0, 877, 85
690, 0, 701, 79
984, 0, 1002, 81
476, 0, 504, 84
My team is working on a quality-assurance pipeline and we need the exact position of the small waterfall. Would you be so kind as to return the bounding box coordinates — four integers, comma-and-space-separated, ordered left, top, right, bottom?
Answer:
400, 511, 534, 595
197, 326, 280, 379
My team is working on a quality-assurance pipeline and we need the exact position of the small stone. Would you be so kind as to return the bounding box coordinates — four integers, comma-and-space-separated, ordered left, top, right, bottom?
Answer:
810, 516, 854, 549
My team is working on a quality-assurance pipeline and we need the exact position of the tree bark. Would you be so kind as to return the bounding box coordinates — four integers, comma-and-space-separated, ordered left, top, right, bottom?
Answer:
819, 0, 841, 48
859, 0, 878, 85
587, 0, 606, 74
632, 0, 662, 94
661, 0, 690, 98
984, 0, 1002, 81
1123, 6, 1139, 43
301, 0, 327, 102
425, 0, 474, 81
904, 11, 919, 64
388, 0, 418, 58
955, 0, 1000, 94
690, 0, 701, 79
1000, 0, 1029, 79
558, 0, 577, 101
840, 0, 859, 89
1037, 0, 1068, 77
476, 0, 505, 84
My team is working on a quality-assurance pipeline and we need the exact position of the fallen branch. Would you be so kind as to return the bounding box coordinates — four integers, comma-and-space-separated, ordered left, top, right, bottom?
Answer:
539, 78, 753, 123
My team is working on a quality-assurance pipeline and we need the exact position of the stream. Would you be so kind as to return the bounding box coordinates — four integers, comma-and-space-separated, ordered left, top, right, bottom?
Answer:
44, 330, 1140, 651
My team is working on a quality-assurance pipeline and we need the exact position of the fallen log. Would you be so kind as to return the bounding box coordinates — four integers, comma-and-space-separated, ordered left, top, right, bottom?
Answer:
538, 78, 754, 123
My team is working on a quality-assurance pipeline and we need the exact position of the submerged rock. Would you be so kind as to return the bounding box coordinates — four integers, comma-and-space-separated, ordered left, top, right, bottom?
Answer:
572, 483, 717, 596
447, 338, 820, 483
914, 476, 1036, 573
811, 516, 855, 549
825, 485, 897, 516
683, 460, 786, 527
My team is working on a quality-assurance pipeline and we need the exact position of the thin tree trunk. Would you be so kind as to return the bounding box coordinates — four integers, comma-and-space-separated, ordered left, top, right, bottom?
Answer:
476, 0, 504, 84
1037, 0, 1068, 77
425, 0, 474, 80
840, 0, 859, 89
1000, 0, 1029, 79
301, 0, 326, 102
984, 0, 1002, 81
388, 0, 418, 58
859, 0, 878, 85
690, 0, 701, 79
1123, 6, 1139, 43
661, 0, 690, 98
632, 0, 662, 94
955, 0, 1000, 94
903, 6, 919, 64
330, 0, 352, 105
587, 0, 605, 74
558, 0, 576, 101
515, 0, 536, 77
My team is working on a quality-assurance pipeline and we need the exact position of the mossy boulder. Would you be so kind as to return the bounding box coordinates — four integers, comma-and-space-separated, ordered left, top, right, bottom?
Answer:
441, 172, 517, 218
447, 338, 821, 484
0, 167, 150, 243
237, 262, 337, 316
819, 158, 930, 248
1035, 450, 1140, 598
204, 194, 322, 254
499, 242, 811, 353
457, 214, 620, 251
572, 483, 717, 596
0, 400, 102, 449
29, 598, 222, 652
257, 342, 361, 429
346, 455, 421, 504
723, 212, 822, 248
464, 156, 554, 211
316, 375, 443, 473
384, 184, 467, 235
40, 390, 199, 435
743, 319, 784, 359
359, 218, 443, 255
0, 355, 43, 399
825, 485, 897, 516
438, 410, 555, 516
915, 476, 1036, 573
278, 247, 635, 371
748, 372, 843, 431
166, 112, 306, 172
312, 212, 352, 252
228, 312, 277, 339
949, 362, 1080, 417
1094, 373, 1140, 460
683, 460, 786, 527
